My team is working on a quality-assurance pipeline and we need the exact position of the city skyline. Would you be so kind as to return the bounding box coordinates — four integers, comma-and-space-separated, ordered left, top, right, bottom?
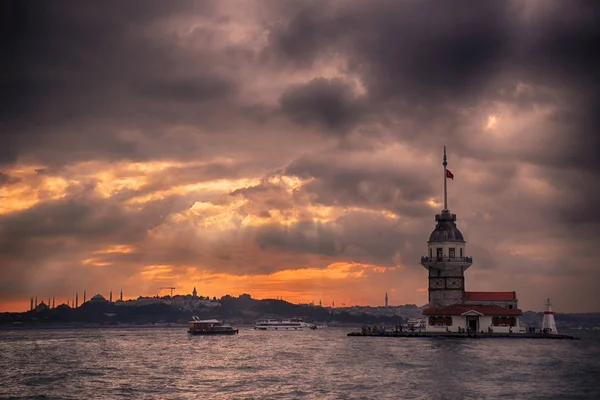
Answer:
2, 1, 600, 313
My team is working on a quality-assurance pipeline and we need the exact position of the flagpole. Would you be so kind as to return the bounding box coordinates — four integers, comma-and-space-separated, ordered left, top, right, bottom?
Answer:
443, 146, 448, 211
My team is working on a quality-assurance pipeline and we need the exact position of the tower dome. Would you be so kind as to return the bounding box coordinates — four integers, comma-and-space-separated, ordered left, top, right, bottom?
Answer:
428, 210, 465, 243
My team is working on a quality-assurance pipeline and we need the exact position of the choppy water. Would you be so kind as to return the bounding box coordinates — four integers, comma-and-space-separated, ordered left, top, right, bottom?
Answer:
1, 327, 599, 400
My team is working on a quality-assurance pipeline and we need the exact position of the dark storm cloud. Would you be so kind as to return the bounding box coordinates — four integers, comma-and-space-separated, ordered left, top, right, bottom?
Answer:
132, 76, 237, 103
267, 1, 512, 102
256, 221, 338, 257
267, 0, 600, 168
252, 209, 431, 267
285, 151, 435, 217
279, 78, 365, 133
266, 0, 600, 232
0, 0, 245, 167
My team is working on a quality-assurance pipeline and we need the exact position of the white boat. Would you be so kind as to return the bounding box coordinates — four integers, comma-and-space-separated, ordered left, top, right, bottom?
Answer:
254, 318, 316, 331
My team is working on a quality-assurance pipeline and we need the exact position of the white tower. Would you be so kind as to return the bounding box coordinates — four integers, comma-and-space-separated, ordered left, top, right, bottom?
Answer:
541, 298, 558, 334
420, 147, 472, 307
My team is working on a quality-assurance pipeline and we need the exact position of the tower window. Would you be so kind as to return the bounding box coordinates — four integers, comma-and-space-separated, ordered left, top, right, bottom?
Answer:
436, 248, 443, 261
460, 248, 463, 258
449, 248, 455, 258
429, 248, 432, 258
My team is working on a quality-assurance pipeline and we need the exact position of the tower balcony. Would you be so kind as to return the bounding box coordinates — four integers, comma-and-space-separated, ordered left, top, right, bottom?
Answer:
421, 256, 473, 264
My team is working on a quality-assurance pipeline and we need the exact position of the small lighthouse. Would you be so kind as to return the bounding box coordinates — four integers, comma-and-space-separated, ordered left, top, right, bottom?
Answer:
541, 298, 558, 334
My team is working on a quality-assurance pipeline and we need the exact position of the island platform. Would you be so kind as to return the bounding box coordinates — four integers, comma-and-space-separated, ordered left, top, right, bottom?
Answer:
347, 331, 578, 339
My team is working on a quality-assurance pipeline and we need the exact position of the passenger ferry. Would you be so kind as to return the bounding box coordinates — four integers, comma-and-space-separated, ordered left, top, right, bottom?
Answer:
188, 317, 239, 335
254, 318, 317, 331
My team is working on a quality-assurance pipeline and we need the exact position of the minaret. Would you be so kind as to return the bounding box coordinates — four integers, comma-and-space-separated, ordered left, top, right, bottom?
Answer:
30, 297, 34, 311
35, 296, 37, 307
52, 297, 55, 308
120, 289, 123, 302
48, 297, 51, 308
420, 147, 472, 307
109, 290, 113, 303
541, 298, 558, 334
385, 292, 388, 307
192, 287, 197, 299
83, 290, 86, 303
75, 292, 79, 308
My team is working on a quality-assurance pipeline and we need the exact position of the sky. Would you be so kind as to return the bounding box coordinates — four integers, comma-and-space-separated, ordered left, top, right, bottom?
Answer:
1, 0, 599, 312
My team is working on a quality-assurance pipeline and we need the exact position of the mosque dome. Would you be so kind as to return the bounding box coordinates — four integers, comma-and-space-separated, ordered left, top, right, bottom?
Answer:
90, 294, 107, 302
428, 210, 465, 243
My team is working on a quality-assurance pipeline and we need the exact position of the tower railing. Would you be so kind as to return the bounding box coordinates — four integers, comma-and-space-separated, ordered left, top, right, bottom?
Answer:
421, 256, 473, 264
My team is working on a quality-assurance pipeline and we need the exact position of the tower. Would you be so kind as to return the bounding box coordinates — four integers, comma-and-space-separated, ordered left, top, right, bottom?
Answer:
120, 289, 123, 301
109, 290, 113, 303
30, 297, 34, 311
541, 298, 558, 334
192, 287, 197, 299
385, 292, 388, 307
83, 290, 86, 303
52, 297, 55, 308
420, 147, 472, 307
76, 292, 78, 308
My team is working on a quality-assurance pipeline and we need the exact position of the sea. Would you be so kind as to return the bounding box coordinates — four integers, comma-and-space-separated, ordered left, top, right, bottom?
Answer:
1, 327, 599, 400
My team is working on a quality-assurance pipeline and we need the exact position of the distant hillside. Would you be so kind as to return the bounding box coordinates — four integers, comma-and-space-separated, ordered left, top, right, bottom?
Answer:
2, 294, 598, 329
521, 311, 600, 330
0, 294, 409, 327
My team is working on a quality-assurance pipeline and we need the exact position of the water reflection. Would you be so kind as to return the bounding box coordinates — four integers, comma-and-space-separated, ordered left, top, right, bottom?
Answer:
1, 328, 599, 399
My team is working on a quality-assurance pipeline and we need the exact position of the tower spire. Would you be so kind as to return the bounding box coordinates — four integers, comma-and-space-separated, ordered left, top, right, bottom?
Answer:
443, 146, 448, 211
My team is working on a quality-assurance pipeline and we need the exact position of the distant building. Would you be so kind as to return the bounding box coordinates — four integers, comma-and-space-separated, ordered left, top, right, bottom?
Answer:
90, 294, 108, 303
420, 148, 522, 333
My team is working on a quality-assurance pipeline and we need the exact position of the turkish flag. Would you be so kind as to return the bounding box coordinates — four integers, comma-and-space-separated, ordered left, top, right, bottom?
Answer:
446, 169, 454, 180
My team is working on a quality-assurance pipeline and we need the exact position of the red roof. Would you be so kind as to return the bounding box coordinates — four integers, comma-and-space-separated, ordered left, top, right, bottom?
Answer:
423, 305, 522, 316
464, 291, 516, 301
